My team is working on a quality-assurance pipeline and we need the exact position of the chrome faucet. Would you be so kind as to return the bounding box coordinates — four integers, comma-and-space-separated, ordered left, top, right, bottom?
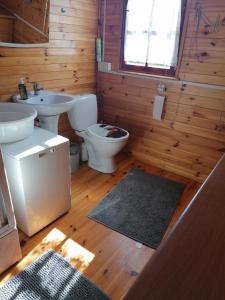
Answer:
31, 82, 43, 95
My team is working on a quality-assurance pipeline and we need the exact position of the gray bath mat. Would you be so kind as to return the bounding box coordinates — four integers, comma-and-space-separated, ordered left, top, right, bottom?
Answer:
0, 250, 110, 300
88, 168, 185, 249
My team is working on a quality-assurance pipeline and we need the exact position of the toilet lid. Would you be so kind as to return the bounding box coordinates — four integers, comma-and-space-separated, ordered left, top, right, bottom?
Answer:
87, 124, 129, 141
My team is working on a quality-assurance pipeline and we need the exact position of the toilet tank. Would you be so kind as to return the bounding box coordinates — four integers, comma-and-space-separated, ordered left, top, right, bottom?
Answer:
68, 94, 98, 131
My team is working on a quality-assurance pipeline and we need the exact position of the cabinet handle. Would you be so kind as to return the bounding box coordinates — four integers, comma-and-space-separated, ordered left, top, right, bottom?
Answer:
39, 148, 55, 158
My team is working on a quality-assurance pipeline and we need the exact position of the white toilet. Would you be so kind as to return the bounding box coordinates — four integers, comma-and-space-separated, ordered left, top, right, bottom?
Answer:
68, 94, 129, 173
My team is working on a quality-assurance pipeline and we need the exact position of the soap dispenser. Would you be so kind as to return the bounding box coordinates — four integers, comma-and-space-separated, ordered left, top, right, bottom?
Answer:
18, 78, 28, 100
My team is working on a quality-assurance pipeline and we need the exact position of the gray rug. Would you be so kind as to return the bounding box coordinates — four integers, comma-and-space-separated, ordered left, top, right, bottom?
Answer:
88, 168, 185, 249
0, 250, 110, 300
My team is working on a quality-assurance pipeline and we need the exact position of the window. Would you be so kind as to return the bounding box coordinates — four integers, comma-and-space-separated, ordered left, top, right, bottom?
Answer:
121, 0, 186, 76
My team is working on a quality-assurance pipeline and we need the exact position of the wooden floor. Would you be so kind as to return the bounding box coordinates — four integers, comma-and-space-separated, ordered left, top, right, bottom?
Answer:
0, 153, 200, 299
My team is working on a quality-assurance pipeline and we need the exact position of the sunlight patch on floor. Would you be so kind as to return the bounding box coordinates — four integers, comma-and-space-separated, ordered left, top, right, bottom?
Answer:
1, 228, 95, 285
0, 228, 67, 284
60, 238, 95, 272
42, 227, 67, 246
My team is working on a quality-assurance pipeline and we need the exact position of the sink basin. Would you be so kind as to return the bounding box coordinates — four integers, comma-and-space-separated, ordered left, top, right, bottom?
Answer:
16, 92, 75, 116
15, 91, 75, 133
0, 103, 37, 144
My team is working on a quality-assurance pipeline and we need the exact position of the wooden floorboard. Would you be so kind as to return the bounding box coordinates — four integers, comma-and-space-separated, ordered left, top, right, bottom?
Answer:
0, 153, 200, 299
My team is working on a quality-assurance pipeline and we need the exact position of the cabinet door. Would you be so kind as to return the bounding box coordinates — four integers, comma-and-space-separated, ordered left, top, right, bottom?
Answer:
0, 149, 15, 236
0, 189, 8, 228
16, 142, 71, 236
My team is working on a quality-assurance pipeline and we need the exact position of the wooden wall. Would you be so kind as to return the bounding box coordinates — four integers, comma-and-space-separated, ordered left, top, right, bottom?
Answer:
0, 0, 98, 139
0, 0, 49, 34
98, 0, 225, 182
13, 19, 48, 44
0, 7, 14, 43
0, 0, 49, 43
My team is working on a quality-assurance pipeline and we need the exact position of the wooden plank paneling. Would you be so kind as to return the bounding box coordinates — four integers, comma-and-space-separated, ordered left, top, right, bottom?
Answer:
0, 0, 98, 139
98, 71, 225, 181
0, 0, 49, 34
0, 7, 14, 43
97, 0, 225, 182
0, 18, 13, 43
13, 19, 48, 44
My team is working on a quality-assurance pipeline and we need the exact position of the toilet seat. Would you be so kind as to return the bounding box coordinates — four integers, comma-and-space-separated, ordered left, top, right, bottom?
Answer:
87, 124, 129, 142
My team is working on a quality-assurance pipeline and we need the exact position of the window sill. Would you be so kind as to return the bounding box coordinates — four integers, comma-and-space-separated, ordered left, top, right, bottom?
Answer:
98, 68, 180, 83
119, 69, 179, 81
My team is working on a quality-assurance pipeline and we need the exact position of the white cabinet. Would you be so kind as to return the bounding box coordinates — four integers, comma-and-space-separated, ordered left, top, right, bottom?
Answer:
0, 149, 21, 274
2, 127, 71, 237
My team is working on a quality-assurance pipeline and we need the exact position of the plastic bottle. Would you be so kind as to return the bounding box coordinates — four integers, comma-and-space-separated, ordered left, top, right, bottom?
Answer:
18, 78, 28, 100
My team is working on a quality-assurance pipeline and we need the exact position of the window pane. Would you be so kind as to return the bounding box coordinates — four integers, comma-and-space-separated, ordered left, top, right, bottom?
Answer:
124, 0, 182, 70
147, 0, 181, 68
124, 33, 148, 66
124, 0, 154, 66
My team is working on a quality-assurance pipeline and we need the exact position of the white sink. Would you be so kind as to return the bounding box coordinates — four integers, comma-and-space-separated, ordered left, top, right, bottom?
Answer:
16, 92, 75, 116
0, 103, 37, 144
15, 91, 75, 133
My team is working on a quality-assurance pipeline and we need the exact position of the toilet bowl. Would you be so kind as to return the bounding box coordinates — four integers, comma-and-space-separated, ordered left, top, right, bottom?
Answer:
68, 94, 129, 173
77, 124, 129, 173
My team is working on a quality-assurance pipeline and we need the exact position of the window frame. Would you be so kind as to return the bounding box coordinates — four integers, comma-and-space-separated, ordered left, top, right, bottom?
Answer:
120, 0, 188, 77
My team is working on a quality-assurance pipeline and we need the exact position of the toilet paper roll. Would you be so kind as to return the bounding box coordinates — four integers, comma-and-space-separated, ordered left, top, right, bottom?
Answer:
153, 95, 165, 120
